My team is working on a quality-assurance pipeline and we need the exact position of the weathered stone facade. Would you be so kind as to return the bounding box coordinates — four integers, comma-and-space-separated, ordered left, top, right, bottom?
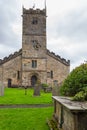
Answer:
0, 7, 70, 87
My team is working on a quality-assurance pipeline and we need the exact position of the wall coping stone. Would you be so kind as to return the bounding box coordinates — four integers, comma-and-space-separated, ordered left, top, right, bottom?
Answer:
52, 96, 87, 112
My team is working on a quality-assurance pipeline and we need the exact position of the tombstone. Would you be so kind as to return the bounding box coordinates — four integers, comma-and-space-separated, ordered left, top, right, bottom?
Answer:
53, 96, 87, 130
24, 86, 28, 95
0, 81, 4, 96
52, 80, 60, 96
33, 81, 41, 96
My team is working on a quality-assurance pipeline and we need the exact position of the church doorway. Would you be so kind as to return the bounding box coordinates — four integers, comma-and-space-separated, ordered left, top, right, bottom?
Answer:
31, 75, 37, 87
8, 78, 12, 88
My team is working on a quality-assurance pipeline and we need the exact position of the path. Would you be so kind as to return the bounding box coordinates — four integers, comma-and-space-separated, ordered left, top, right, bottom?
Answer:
0, 104, 53, 108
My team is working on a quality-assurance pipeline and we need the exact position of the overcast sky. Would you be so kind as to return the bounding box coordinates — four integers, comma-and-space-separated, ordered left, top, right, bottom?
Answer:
0, 0, 87, 71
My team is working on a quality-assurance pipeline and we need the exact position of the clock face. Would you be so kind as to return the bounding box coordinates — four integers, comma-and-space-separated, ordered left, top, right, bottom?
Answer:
32, 40, 41, 50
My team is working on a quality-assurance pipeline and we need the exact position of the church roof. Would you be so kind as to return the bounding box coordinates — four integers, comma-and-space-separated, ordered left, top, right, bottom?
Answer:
0, 49, 22, 65
0, 49, 70, 66
47, 49, 70, 66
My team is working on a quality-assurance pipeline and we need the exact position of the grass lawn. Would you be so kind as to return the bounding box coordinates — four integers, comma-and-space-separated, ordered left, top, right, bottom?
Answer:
0, 88, 52, 105
0, 107, 53, 130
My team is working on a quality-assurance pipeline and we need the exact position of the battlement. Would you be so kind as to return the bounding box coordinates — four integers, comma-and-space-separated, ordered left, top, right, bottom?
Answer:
0, 49, 22, 65
23, 7, 46, 15
47, 49, 70, 66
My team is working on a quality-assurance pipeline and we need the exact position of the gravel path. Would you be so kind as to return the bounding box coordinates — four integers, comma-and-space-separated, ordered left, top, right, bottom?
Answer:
0, 104, 53, 109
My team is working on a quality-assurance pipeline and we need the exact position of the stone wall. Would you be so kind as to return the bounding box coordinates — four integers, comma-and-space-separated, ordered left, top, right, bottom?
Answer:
22, 71, 47, 86
22, 35, 46, 58
0, 66, 3, 82
47, 54, 70, 86
22, 58, 47, 71
53, 96, 87, 130
2, 55, 22, 87
23, 8, 46, 36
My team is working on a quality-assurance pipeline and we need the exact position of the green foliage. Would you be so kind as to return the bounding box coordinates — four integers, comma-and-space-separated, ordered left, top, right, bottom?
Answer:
47, 118, 58, 130
72, 87, 87, 101
42, 83, 49, 88
60, 63, 87, 96
72, 91, 86, 101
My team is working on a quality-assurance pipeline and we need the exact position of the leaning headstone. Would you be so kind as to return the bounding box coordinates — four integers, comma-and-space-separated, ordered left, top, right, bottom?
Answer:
0, 81, 4, 96
33, 83, 41, 96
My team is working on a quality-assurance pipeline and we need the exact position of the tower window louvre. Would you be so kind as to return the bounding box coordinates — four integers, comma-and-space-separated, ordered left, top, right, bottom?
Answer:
32, 17, 38, 24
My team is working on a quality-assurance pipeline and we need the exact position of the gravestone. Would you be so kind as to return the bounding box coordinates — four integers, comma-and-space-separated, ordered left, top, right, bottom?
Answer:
52, 80, 60, 96
33, 83, 41, 96
0, 81, 4, 96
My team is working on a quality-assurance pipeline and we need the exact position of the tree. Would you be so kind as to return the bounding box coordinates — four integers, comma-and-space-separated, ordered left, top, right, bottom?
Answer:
60, 63, 87, 96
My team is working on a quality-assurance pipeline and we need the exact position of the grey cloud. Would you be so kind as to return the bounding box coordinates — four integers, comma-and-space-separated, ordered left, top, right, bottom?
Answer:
0, 0, 21, 57
47, 6, 87, 70
47, 6, 87, 43
55, 7, 87, 42
0, 0, 87, 71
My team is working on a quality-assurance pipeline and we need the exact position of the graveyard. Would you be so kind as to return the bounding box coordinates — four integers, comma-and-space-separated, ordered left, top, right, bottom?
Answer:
1, 64, 87, 130
0, 87, 53, 130
0, 88, 52, 105
0, 88, 53, 130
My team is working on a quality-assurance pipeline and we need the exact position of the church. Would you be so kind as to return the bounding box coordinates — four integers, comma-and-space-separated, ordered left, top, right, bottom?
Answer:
0, 6, 70, 87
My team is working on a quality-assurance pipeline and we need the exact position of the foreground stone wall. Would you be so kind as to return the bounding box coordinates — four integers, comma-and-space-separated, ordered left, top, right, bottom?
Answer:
53, 96, 87, 130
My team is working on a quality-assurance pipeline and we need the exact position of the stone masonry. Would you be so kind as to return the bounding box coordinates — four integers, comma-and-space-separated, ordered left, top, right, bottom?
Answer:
0, 6, 70, 88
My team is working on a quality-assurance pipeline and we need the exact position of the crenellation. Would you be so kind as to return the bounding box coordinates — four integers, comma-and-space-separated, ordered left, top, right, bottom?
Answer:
0, 49, 22, 65
23, 7, 46, 15
47, 49, 70, 66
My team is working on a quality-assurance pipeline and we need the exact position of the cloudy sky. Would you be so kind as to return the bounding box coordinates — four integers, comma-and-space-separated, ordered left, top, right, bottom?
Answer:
0, 0, 87, 71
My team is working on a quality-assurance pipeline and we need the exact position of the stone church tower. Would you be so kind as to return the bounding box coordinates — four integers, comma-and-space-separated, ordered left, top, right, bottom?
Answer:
22, 7, 47, 86
0, 6, 70, 88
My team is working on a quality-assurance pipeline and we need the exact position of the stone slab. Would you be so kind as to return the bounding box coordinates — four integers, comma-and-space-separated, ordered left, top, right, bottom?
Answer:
52, 96, 87, 111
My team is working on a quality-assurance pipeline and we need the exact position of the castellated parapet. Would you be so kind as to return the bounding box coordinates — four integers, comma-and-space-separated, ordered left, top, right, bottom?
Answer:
23, 7, 46, 15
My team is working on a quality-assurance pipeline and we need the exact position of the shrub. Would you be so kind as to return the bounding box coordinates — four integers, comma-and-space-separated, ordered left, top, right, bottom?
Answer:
60, 63, 87, 97
72, 91, 86, 101
41, 83, 49, 88
72, 87, 87, 101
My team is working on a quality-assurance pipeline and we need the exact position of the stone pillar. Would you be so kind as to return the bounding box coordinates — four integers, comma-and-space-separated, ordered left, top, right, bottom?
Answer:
0, 81, 4, 96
